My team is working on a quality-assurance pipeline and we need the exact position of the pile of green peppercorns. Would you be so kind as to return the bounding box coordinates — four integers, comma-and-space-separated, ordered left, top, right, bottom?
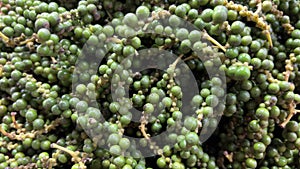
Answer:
1, 0, 300, 168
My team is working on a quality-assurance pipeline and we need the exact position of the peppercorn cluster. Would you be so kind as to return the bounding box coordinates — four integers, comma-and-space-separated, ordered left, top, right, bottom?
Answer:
1, 0, 300, 169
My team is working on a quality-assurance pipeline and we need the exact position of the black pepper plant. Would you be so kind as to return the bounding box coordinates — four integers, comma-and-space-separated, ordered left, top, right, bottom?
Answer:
1, 0, 300, 169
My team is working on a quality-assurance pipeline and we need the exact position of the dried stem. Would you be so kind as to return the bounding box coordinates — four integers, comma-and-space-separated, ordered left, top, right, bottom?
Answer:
0, 31, 9, 42
19, 34, 36, 45
203, 31, 226, 52
169, 54, 184, 81
280, 53, 299, 127
139, 112, 150, 140
270, 3, 294, 33
14, 163, 37, 169
183, 55, 197, 62
224, 151, 233, 162
51, 143, 87, 169
0, 64, 3, 77
11, 112, 21, 129
255, 1, 262, 14
0, 118, 62, 141
51, 143, 81, 162
0, 32, 37, 47
280, 102, 298, 128
264, 70, 277, 83
34, 117, 62, 135
224, 0, 273, 47
107, 37, 123, 44
0, 125, 16, 140
283, 54, 295, 81
170, 54, 184, 70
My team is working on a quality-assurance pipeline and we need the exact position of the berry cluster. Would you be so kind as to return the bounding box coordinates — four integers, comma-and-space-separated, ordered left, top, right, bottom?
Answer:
0, 0, 300, 169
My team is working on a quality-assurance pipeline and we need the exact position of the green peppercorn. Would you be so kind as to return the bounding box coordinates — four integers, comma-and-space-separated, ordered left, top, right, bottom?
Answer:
212, 5, 228, 24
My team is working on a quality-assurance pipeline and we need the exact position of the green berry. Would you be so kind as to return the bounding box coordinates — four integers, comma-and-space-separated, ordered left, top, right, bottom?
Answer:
212, 5, 228, 24
123, 13, 138, 28
157, 157, 166, 168
171, 86, 182, 97
32, 119, 44, 130
231, 21, 245, 34
185, 132, 199, 145
246, 158, 257, 168
136, 6, 150, 20
255, 107, 269, 120
37, 28, 51, 42
234, 66, 251, 81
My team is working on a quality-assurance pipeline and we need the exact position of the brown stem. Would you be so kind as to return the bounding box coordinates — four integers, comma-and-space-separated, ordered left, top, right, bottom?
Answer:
170, 54, 184, 69
203, 31, 226, 52
183, 55, 196, 62
0, 126, 14, 139
270, 3, 294, 34
224, 0, 273, 47
51, 143, 81, 163
255, 1, 262, 14
35, 117, 62, 135
280, 103, 297, 128
264, 30, 273, 48
0, 65, 3, 77
107, 37, 123, 44
11, 112, 20, 129
223, 151, 233, 162
139, 112, 150, 140
264, 70, 277, 83
166, 54, 184, 83
19, 35, 36, 45
0, 31, 9, 42
284, 54, 295, 81
0, 118, 61, 141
